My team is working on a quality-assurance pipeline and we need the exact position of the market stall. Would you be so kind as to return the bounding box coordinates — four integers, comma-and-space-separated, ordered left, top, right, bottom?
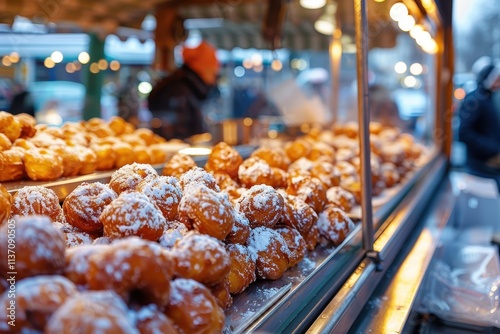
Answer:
0, 0, 464, 333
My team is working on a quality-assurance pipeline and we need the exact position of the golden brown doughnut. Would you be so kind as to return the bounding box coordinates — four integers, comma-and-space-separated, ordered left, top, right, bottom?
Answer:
0, 215, 66, 280
326, 186, 356, 212
121, 133, 147, 147
0, 111, 21, 142
171, 231, 230, 285
87, 237, 173, 307
15, 113, 37, 139
339, 180, 361, 204
308, 141, 336, 163
0, 275, 77, 331
63, 182, 117, 235
0, 184, 11, 225
224, 209, 250, 245
133, 304, 179, 334
147, 143, 169, 165
0, 148, 25, 182
11, 186, 62, 221
212, 172, 244, 201
274, 225, 306, 267
24, 147, 64, 181
0, 133, 11, 151
302, 224, 320, 251
113, 142, 135, 168
91, 143, 117, 171
310, 161, 341, 189
109, 162, 159, 195
178, 185, 234, 240
162, 153, 197, 178
279, 192, 318, 234
53, 146, 83, 177
225, 243, 256, 294
100, 191, 166, 241
63, 230, 94, 248
158, 221, 189, 249
236, 184, 284, 229
108, 116, 128, 136
250, 146, 289, 170
237, 156, 275, 188
317, 205, 356, 246
247, 226, 290, 280
286, 174, 327, 213
133, 145, 153, 164
204, 141, 243, 179
45, 290, 136, 333
208, 276, 233, 309
165, 278, 225, 334
178, 166, 220, 192
63, 245, 109, 287
136, 176, 182, 221
284, 138, 312, 162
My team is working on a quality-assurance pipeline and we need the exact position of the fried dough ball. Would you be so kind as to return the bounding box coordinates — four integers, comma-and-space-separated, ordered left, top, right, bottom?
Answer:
64, 230, 94, 248
178, 166, 220, 192
133, 145, 153, 164
45, 290, 137, 334
0, 133, 11, 151
237, 156, 274, 188
113, 142, 136, 168
0, 148, 25, 182
108, 116, 128, 135
279, 192, 318, 234
100, 191, 165, 241
286, 175, 327, 213
87, 237, 173, 307
236, 185, 284, 229
133, 304, 179, 334
109, 162, 159, 194
0, 184, 11, 225
336, 160, 358, 181
317, 205, 356, 246
14, 113, 36, 138
380, 162, 400, 188
247, 227, 291, 280
51, 146, 82, 177
208, 276, 233, 309
326, 186, 356, 212
308, 141, 336, 163
225, 243, 257, 294
250, 146, 289, 170
171, 231, 231, 285
165, 278, 225, 334
63, 182, 117, 235
0, 111, 21, 142
204, 141, 243, 178
74, 146, 98, 175
92, 143, 117, 170
121, 133, 147, 147
0, 275, 77, 331
148, 143, 169, 165
285, 138, 312, 162
311, 161, 341, 189
24, 147, 63, 181
288, 156, 314, 176
136, 176, 182, 221
212, 172, 243, 201
302, 224, 320, 251
0, 216, 65, 280
158, 222, 189, 249
11, 186, 62, 221
178, 185, 234, 240
340, 180, 361, 204
162, 153, 197, 178
64, 244, 107, 286
224, 209, 250, 245
274, 225, 307, 268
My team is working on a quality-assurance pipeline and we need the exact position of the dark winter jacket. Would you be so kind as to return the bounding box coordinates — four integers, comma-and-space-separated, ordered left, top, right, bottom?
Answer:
147, 65, 213, 140
458, 64, 500, 172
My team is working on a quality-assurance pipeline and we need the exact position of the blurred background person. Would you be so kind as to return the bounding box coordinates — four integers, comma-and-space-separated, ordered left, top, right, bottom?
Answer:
147, 40, 220, 140
8, 81, 35, 117
117, 75, 140, 127
458, 58, 500, 189
368, 84, 409, 130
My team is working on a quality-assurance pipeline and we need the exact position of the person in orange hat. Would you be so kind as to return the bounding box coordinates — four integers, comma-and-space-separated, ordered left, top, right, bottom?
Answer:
147, 40, 220, 140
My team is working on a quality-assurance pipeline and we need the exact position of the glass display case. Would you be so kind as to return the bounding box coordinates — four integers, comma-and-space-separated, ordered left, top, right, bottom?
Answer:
0, 0, 454, 333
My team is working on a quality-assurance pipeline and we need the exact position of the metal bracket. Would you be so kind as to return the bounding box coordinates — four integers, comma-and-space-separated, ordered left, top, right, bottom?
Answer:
366, 250, 383, 271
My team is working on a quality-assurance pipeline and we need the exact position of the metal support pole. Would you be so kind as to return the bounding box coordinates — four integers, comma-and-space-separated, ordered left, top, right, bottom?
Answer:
354, 0, 374, 253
